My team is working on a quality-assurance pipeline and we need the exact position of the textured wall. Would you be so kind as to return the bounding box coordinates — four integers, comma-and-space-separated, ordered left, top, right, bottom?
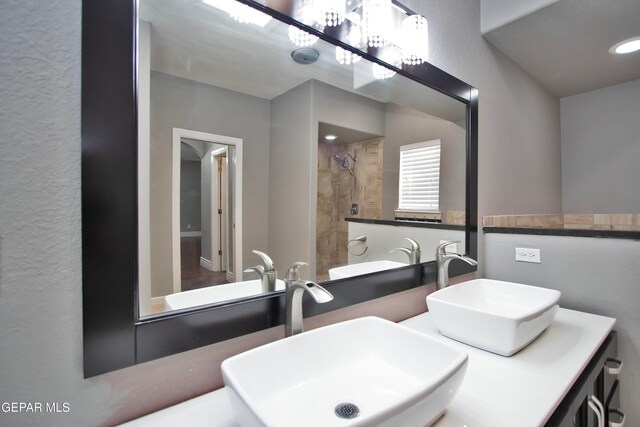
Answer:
561, 79, 640, 213
0, 0, 116, 425
485, 233, 640, 424
0, 0, 561, 425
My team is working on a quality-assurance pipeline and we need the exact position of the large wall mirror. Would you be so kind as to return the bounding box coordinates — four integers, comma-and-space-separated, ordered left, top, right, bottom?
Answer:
82, 0, 477, 376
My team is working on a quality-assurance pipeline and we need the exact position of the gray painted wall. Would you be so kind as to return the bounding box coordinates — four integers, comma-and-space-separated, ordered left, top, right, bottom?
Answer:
0, 0, 563, 425
149, 72, 270, 296
561, 79, 640, 213
485, 233, 640, 424
403, 0, 562, 272
180, 160, 201, 232
267, 81, 314, 274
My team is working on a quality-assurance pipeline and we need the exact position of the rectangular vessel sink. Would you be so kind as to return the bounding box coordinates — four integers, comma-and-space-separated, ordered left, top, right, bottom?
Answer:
165, 279, 285, 311
221, 316, 467, 427
427, 279, 561, 356
328, 260, 407, 280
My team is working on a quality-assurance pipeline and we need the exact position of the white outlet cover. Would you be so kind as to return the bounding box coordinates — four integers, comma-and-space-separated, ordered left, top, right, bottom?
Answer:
515, 247, 541, 263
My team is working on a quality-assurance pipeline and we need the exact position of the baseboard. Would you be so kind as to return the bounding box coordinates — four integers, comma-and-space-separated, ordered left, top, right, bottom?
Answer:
226, 270, 235, 282
200, 257, 213, 271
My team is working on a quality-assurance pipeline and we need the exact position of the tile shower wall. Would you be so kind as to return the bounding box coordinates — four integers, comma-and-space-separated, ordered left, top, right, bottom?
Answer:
316, 138, 384, 281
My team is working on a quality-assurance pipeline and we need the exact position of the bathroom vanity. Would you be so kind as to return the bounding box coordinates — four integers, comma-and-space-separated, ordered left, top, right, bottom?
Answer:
121, 308, 618, 427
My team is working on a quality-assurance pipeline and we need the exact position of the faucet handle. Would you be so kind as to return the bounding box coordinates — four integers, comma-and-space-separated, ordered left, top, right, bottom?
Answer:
436, 240, 461, 255
252, 250, 275, 271
285, 262, 308, 282
403, 237, 420, 251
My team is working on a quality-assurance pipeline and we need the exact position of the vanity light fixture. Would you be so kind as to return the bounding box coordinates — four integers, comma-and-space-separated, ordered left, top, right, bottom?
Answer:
201, 0, 272, 27
218, 0, 430, 68
373, 47, 401, 79
289, 26, 319, 47
400, 14, 428, 65
363, 0, 392, 47
609, 37, 640, 54
314, 0, 347, 27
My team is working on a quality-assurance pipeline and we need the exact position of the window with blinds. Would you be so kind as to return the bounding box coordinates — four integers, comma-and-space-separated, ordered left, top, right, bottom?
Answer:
398, 139, 441, 211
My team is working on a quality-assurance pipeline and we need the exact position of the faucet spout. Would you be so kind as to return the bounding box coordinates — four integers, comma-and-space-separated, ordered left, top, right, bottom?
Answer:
285, 274, 333, 337
435, 241, 477, 290
244, 250, 277, 293
391, 237, 421, 264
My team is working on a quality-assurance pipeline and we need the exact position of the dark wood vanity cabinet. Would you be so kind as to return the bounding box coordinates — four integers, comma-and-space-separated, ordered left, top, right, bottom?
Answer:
547, 331, 625, 427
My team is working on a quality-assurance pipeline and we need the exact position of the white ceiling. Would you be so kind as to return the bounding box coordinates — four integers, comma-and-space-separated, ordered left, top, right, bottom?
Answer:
483, 0, 640, 98
139, 0, 467, 122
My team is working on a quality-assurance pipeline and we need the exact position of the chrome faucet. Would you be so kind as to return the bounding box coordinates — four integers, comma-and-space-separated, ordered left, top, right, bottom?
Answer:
243, 250, 277, 293
436, 241, 477, 290
391, 237, 421, 264
284, 262, 333, 337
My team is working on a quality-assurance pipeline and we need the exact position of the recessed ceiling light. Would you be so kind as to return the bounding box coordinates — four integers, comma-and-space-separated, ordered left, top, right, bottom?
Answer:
609, 37, 640, 54
325, 134, 337, 141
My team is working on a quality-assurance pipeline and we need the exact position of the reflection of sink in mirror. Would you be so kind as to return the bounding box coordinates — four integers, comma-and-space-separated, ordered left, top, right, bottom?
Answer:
165, 279, 285, 311
222, 317, 468, 427
427, 279, 561, 356
328, 260, 407, 280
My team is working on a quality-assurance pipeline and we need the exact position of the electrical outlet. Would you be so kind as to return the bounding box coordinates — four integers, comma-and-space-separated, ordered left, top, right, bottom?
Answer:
515, 247, 541, 263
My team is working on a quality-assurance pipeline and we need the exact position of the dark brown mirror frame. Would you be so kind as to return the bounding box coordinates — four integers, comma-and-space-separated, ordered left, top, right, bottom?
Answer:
81, 0, 478, 377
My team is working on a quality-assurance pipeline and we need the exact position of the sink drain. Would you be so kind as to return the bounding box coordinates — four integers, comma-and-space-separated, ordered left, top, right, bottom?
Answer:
334, 402, 360, 419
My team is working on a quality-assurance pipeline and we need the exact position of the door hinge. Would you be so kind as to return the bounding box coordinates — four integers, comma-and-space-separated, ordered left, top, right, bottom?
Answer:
218, 209, 222, 214
218, 250, 222, 256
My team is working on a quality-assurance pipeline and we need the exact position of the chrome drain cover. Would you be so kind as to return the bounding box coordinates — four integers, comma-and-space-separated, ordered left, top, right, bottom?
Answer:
334, 402, 360, 419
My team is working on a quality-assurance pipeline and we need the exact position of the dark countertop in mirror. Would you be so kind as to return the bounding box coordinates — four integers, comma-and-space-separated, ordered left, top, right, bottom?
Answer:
346, 217, 466, 231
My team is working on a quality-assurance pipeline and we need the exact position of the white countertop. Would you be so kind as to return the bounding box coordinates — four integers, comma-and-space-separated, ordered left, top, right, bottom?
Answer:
122, 308, 615, 427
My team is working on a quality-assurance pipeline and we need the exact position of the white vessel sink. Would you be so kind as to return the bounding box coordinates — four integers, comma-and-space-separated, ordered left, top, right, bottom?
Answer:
165, 279, 285, 311
221, 316, 468, 427
427, 279, 561, 356
328, 260, 407, 280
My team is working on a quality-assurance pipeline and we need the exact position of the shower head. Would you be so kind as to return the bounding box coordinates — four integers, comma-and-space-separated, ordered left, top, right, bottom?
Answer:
334, 154, 356, 176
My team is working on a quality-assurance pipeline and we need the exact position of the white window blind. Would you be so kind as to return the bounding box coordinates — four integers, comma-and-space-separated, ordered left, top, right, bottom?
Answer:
398, 139, 441, 211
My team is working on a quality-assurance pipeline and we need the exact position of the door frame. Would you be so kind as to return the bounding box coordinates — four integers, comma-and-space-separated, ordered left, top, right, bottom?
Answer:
171, 128, 243, 294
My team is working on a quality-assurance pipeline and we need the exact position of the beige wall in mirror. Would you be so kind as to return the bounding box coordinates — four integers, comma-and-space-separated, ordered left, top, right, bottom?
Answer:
137, 0, 468, 316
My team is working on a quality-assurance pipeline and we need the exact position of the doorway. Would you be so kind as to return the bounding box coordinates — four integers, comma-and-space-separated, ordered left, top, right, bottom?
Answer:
171, 128, 243, 293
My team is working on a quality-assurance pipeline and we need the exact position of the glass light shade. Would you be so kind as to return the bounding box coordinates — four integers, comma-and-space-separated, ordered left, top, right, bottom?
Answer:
373, 47, 401, 79
314, 0, 346, 27
288, 25, 319, 47
400, 15, 429, 65
363, 0, 392, 47
336, 46, 362, 65
226, 1, 272, 26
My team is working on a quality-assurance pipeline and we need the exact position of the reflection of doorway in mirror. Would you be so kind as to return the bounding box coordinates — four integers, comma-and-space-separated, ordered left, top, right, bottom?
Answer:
171, 129, 242, 296
134, 128, 244, 315
178, 141, 230, 293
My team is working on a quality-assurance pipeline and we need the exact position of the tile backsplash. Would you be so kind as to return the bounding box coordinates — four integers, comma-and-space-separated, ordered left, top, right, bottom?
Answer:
483, 213, 640, 231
